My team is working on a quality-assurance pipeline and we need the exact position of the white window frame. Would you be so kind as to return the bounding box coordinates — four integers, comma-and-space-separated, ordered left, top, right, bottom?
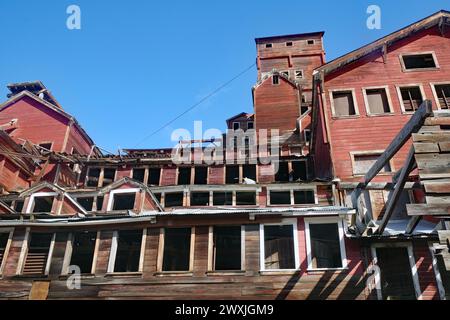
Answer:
107, 229, 146, 273
362, 85, 394, 115
370, 242, 422, 300
304, 217, 348, 271
26, 192, 58, 214
295, 70, 304, 79
62, 231, 100, 275
106, 188, 140, 211
0, 228, 14, 275
430, 81, 450, 110
395, 84, 427, 114
259, 219, 300, 272
329, 88, 360, 118
399, 51, 440, 72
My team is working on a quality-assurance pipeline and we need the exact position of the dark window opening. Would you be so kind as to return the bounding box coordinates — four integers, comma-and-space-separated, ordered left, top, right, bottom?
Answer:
435, 84, 450, 109
14, 200, 24, 212
292, 161, 307, 181
32, 196, 54, 213
366, 88, 390, 114
0, 233, 9, 267
39, 143, 52, 151
153, 193, 162, 203
247, 121, 254, 130
307, 39, 315, 45
86, 168, 101, 187
165, 193, 184, 207
332, 91, 356, 116
294, 190, 315, 204
243, 164, 256, 182
114, 230, 142, 273
265, 43, 272, 48
286, 41, 293, 47
272, 75, 279, 85
270, 191, 291, 205
178, 167, 191, 185
304, 129, 311, 142
400, 87, 423, 112
233, 122, 240, 130
264, 225, 295, 270
301, 105, 309, 115
226, 165, 240, 184
214, 226, 241, 270
77, 197, 94, 211
190, 192, 209, 206
148, 168, 161, 186
236, 192, 256, 205
194, 167, 208, 185
213, 192, 233, 206
296, 70, 303, 79
275, 162, 289, 182
70, 231, 97, 274
2, 200, 12, 208
309, 223, 342, 269
281, 70, 289, 77
132, 169, 145, 183
102, 168, 116, 187
96, 196, 104, 211
402, 54, 436, 70
23, 233, 53, 275
354, 154, 391, 175
112, 193, 136, 211
163, 228, 191, 271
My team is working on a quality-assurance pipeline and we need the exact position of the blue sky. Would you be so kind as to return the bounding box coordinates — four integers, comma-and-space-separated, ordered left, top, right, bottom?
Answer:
0, 1, 448, 152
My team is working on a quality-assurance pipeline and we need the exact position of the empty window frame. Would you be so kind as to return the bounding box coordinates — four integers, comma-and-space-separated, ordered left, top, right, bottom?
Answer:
272, 75, 280, 85
69, 231, 97, 274
0, 231, 12, 273
236, 192, 256, 205
270, 191, 291, 205
86, 167, 116, 187
301, 105, 309, 115
26, 192, 57, 213
247, 121, 254, 130
22, 233, 54, 275
397, 85, 425, 112
86, 168, 101, 187
307, 39, 315, 45
363, 87, 393, 114
303, 129, 311, 144
294, 190, 316, 205
226, 165, 240, 184
265, 43, 272, 48
190, 192, 210, 206
76, 197, 94, 211
233, 122, 240, 130
148, 168, 161, 186
107, 189, 139, 211
213, 226, 242, 271
243, 164, 256, 182
330, 90, 358, 117
275, 161, 289, 182
305, 219, 347, 270
178, 167, 191, 185
352, 152, 392, 175
400, 52, 438, 71
102, 168, 116, 187
286, 41, 293, 47
164, 192, 184, 208
260, 221, 299, 271
14, 200, 24, 213
132, 168, 145, 183
162, 228, 192, 272
38, 142, 53, 151
281, 70, 289, 78
295, 70, 303, 79
110, 230, 143, 273
194, 167, 208, 185
432, 83, 450, 109
213, 191, 233, 206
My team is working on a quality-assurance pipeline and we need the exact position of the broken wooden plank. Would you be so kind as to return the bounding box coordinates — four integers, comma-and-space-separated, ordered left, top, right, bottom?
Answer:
407, 203, 450, 216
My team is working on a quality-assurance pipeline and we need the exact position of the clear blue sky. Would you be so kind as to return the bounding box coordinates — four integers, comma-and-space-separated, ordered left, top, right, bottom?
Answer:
0, 1, 448, 152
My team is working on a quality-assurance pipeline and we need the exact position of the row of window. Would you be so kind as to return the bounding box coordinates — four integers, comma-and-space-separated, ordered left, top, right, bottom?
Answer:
264, 39, 315, 49
330, 82, 450, 118
271, 70, 304, 85
0, 219, 346, 277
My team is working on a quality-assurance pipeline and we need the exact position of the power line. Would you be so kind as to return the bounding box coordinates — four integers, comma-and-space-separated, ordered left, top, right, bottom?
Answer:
134, 62, 256, 148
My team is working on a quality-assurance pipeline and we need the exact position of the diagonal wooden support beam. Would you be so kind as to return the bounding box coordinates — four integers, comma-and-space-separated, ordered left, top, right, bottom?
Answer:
375, 146, 417, 235
405, 216, 422, 235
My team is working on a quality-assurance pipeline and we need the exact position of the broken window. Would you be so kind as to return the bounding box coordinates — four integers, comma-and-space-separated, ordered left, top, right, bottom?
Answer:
301, 105, 309, 115
14, 200, 24, 212
132, 168, 145, 183
148, 168, 161, 186
77, 197, 94, 211
178, 167, 191, 185
294, 190, 315, 204
365, 88, 391, 114
264, 225, 295, 270
38, 143, 52, 151
102, 168, 116, 187
233, 122, 240, 130
292, 161, 307, 181
295, 70, 303, 79
400, 86, 423, 112
270, 191, 291, 205
23, 233, 53, 275
213, 226, 241, 270
236, 192, 256, 205
32, 196, 54, 213
162, 228, 191, 271
112, 193, 136, 211
281, 70, 289, 77
165, 192, 184, 208
86, 168, 101, 187
190, 192, 209, 206
309, 223, 342, 268
434, 84, 450, 109
402, 53, 437, 70
114, 230, 142, 273
194, 167, 208, 185
0, 232, 9, 267
243, 164, 256, 182
70, 231, 97, 274
213, 192, 233, 206
272, 75, 279, 85
332, 91, 356, 116
265, 43, 272, 48
226, 165, 240, 184
247, 121, 254, 130
353, 154, 391, 175
275, 162, 289, 182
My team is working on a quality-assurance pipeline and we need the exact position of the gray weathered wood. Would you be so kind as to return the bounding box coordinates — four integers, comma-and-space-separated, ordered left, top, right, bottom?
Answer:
407, 203, 450, 216
405, 216, 422, 235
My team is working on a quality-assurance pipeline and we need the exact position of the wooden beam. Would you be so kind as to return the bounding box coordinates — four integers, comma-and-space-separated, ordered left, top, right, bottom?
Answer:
375, 146, 416, 235
364, 100, 432, 185
405, 216, 422, 235
407, 203, 450, 216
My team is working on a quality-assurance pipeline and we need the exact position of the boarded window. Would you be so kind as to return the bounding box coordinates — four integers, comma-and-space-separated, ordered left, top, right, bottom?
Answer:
165, 193, 184, 208
86, 168, 101, 187
434, 84, 450, 109
132, 169, 145, 183
270, 191, 291, 205
400, 87, 423, 112
102, 168, 116, 187
190, 192, 209, 206
70, 231, 97, 274
0, 232, 9, 267
353, 154, 391, 175
243, 164, 256, 181
309, 223, 342, 268
236, 192, 256, 205
112, 193, 136, 211
332, 91, 356, 116
402, 53, 436, 70
32, 196, 54, 213
365, 88, 390, 114
376, 247, 417, 300
14, 200, 24, 212
148, 168, 161, 186
23, 233, 53, 275
178, 167, 191, 185
163, 228, 191, 271
294, 190, 315, 204
275, 162, 289, 182
214, 226, 241, 270
194, 167, 208, 185
226, 165, 239, 184
292, 161, 307, 181
264, 225, 295, 270
114, 230, 142, 273
77, 197, 94, 211
213, 192, 233, 206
